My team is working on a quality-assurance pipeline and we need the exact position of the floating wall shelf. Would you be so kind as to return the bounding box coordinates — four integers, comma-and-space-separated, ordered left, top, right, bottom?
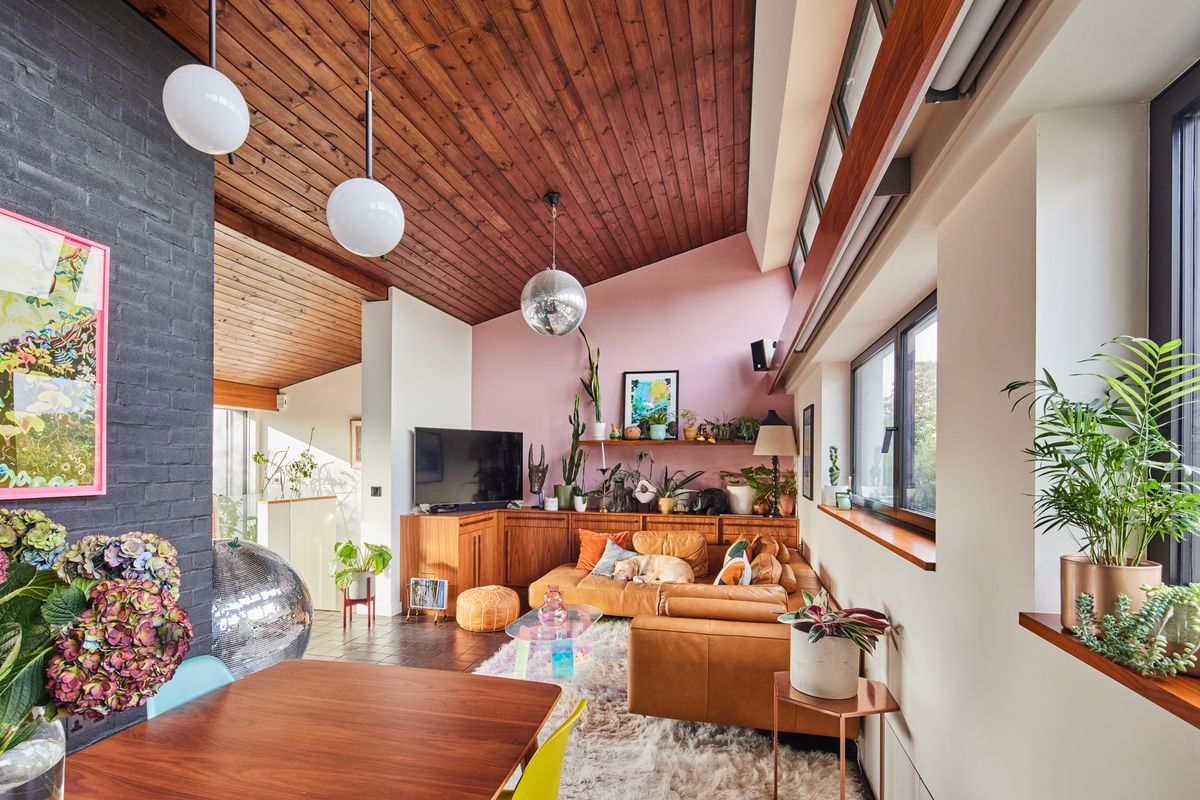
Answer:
579, 439, 755, 447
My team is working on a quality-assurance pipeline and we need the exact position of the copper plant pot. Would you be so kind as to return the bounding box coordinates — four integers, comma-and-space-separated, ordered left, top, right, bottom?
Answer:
1060, 554, 1162, 630
657, 497, 674, 515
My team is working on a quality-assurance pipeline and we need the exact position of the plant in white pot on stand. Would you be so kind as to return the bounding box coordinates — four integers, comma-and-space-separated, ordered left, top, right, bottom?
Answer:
1005, 337, 1200, 629
778, 590, 890, 699
822, 446, 850, 507
579, 329, 606, 441
330, 540, 393, 600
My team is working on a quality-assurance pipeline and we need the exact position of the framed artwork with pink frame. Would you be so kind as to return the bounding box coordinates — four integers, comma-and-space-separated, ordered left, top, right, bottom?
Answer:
0, 206, 109, 498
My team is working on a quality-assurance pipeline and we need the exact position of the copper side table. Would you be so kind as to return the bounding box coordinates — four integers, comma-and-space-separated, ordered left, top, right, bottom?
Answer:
342, 576, 375, 629
773, 672, 900, 800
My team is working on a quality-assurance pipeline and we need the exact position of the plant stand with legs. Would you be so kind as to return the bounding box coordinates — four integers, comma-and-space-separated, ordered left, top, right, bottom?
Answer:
341, 575, 374, 629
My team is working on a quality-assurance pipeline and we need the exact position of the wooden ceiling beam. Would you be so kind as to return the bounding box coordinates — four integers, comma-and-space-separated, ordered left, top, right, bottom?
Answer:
214, 379, 280, 411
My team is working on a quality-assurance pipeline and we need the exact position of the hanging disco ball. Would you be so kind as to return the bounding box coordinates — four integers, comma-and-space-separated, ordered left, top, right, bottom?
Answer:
162, 64, 250, 155
211, 538, 313, 679
520, 268, 587, 336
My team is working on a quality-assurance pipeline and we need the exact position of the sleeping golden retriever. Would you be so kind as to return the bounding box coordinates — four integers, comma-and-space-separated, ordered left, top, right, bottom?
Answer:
610, 554, 694, 585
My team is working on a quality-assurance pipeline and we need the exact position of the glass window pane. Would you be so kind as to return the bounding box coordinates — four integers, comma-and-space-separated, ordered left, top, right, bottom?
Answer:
801, 195, 820, 255
789, 236, 804, 287
816, 128, 844, 207
854, 342, 895, 505
904, 311, 937, 515
840, 5, 884, 132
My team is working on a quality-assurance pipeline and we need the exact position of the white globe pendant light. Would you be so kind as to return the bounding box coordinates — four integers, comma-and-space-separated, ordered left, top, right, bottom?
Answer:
162, 0, 249, 157
520, 192, 587, 336
326, 0, 405, 258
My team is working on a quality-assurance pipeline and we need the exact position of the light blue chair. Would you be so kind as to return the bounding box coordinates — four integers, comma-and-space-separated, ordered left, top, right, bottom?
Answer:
147, 655, 235, 719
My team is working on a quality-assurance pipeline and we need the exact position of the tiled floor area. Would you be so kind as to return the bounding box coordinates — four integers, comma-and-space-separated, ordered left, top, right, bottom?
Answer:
302, 609, 511, 671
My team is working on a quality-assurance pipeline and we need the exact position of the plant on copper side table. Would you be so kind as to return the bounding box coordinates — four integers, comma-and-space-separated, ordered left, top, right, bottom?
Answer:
1005, 337, 1200, 629
778, 590, 890, 700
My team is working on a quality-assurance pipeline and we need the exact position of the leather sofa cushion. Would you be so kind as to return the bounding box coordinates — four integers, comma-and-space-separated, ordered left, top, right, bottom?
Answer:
632, 530, 708, 578
576, 529, 633, 572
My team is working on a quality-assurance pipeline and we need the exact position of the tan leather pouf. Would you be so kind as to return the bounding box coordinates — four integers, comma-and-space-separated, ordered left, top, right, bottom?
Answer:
456, 585, 520, 632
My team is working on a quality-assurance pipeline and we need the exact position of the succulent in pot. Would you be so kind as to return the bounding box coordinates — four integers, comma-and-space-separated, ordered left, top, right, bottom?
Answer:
646, 409, 671, 441
778, 590, 890, 699
1073, 583, 1200, 678
680, 409, 699, 441
1005, 337, 1200, 629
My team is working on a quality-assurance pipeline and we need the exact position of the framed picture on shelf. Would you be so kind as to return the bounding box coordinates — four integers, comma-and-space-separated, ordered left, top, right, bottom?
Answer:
0, 206, 110, 499
622, 370, 679, 429
801, 404, 814, 501
349, 418, 362, 469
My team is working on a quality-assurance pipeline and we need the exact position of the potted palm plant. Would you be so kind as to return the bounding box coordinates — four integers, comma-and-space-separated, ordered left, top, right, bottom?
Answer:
778, 590, 889, 699
579, 329, 606, 441
1005, 337, 1200, 629
330, 540, 393, 600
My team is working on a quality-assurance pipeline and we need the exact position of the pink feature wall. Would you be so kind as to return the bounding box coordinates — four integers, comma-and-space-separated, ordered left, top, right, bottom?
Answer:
472, 233, 794, 494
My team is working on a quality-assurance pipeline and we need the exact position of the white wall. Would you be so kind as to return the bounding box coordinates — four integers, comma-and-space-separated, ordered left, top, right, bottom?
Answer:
361, 288, 472, 615
257, 364, 362, 541
791, 108, 1198, 800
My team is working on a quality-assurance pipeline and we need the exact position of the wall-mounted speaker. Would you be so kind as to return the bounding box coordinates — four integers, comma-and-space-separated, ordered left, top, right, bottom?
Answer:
751, 339, 778, 372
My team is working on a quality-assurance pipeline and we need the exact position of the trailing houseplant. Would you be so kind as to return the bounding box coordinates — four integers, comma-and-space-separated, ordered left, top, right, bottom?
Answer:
0, 511, 192, 795
579, 329, 605, 441
1072, 584, 1200, 678
736, 415, 762, 443
329, 539, 393, 600
778, 589, 890, 699
723, 466, 797, 516
1005, 337, 1200, 628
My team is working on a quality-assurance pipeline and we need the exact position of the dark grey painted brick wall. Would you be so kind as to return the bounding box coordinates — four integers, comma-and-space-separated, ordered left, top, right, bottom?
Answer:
0, 0, 214, 749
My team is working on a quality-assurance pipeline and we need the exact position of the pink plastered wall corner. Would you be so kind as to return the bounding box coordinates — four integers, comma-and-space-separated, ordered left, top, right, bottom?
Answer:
471, 233, 795, 493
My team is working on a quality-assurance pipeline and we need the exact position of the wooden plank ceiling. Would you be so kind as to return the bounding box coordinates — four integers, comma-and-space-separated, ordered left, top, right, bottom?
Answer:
214, 222, 371, 388
132, 0, 754, 329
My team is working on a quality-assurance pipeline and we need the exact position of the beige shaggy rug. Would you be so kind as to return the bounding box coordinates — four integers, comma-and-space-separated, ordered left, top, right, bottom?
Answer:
474, 618, 866, 800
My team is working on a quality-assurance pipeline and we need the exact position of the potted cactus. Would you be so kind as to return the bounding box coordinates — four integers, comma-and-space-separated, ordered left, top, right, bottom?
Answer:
778, 590, 890, 699
554, 396, 586, 509
822, 446, 850, 506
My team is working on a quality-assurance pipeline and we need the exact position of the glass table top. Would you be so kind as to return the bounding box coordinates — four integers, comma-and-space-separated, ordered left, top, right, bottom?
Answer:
505, 603, 602, 641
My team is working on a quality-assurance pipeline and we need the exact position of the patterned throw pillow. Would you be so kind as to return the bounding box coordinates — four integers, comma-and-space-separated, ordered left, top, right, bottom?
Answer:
592, 538, 640, 577
576, 529, 633, 571
713, 539, 753, 586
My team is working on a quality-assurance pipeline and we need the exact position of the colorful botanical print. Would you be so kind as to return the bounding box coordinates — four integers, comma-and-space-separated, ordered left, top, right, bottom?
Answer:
622, 370, 679, 428
0, 208, 107, 496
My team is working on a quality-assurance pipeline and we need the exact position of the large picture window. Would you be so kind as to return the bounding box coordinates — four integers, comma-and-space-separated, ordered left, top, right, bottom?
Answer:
1149, 58, 1200, 584
851, 292, 936, 534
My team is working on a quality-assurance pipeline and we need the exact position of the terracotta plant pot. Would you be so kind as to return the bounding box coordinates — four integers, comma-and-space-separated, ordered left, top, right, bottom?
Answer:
683, 426, 699, 441
657, 497, 674, 515
1060, 554, 1162, 630
779, 495, 795, 516
623, 426, 642, 440
753, 499, 770, 515
785, 621, 860, 699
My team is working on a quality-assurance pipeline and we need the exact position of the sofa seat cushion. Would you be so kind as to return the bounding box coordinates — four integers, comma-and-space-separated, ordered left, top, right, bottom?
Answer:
632, 530, 708, 578
528, 564, 660, 618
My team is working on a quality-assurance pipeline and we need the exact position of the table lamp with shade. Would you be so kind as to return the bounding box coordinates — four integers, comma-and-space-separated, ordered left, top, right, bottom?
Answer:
753, 410, 797, 518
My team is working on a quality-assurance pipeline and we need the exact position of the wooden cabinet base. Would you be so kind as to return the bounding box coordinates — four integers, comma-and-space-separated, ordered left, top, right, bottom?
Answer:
400, 510, 799, 613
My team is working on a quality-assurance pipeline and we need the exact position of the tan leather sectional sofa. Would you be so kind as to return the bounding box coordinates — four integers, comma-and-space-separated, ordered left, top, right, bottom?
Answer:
529, 530, 857, 739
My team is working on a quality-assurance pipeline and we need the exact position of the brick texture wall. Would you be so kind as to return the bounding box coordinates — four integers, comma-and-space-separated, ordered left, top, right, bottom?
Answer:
0, 0, 214, 749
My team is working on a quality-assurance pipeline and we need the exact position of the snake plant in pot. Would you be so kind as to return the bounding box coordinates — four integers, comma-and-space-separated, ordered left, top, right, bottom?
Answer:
330, 540, 393, 600
778, 590, 889, 699
1005, 337, 1200, 629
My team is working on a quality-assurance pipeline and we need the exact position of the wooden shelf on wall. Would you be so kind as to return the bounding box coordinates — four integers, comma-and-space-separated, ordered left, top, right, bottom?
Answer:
579, 439, 756, 447
1019, 611, 1200, 729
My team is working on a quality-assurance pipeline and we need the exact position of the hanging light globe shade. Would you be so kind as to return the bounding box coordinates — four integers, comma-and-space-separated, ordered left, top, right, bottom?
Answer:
326, 177, 405, 257
520, 268, 587, 336
162, 64, 250, 155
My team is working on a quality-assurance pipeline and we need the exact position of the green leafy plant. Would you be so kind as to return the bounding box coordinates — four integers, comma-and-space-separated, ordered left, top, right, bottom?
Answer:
329, 540, 393, 590
645, 408, 670, 426
1005, 337, 1200, 566
828, 446, 841, 485
1073, 584, 1200, 677
736, 416, 761, 443
704, 413, 737, 441
679, 409, 697, 428
778, 590, 890, 654
652, 466, 704, 500
562, 395, 585, 490
579, 329, 602, 423
721, 466, 797, 502
254, 433, 320, 499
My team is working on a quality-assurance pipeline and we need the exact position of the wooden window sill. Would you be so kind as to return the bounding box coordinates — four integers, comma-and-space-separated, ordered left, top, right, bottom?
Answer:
817, 505, 936, 571
1019, 612, 1200, 729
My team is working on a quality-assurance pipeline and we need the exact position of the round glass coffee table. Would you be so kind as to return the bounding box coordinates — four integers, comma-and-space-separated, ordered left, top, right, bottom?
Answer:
504, 604, 602, 679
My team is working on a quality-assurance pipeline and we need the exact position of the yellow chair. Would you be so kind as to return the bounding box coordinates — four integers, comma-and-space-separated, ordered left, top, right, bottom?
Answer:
499, 699, 588, 800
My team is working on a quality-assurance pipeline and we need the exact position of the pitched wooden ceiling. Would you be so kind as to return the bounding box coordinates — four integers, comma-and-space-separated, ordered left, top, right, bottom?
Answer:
132, 0, 755, 326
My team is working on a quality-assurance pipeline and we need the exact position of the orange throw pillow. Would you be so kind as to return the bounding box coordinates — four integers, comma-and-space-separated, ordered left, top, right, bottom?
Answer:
576, 529, 633, 571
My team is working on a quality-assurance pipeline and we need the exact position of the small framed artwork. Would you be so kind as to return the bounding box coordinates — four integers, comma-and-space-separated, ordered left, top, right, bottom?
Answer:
349, 418, 362, 469
801, 404, 814, 501
622, 370, 679, 429
406, 577, 448, 622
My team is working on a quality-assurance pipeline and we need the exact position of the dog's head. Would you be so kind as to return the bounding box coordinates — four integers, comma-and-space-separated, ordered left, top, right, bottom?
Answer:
611, 558, 639, 582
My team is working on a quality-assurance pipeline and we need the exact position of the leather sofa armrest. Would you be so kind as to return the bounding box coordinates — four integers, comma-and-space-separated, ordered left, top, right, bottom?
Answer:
661, 597, 787, 624
657, 582, 789, 615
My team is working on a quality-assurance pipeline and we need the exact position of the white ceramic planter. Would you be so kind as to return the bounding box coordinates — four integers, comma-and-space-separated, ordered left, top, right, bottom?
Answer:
573, 495, 588, 512
787, 623, 860, 699
727, 485, 756, 515
591, 421, 607, 441
347, 570, 372, 600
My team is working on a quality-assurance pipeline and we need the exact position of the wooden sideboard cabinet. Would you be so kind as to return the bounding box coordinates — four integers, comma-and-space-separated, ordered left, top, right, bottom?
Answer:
399, 509, 800, 614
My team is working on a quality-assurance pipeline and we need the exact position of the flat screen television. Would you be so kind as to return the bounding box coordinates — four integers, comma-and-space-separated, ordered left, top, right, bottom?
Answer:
413, 427, 523, 510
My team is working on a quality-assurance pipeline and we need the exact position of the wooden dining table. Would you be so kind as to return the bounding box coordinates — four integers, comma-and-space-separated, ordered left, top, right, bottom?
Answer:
65, 659, 562, 799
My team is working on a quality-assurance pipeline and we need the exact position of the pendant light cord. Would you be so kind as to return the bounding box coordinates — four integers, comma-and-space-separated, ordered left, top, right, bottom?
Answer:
364, 0, 374, 179
208, 0, 217, 69
550, 201, 558, 270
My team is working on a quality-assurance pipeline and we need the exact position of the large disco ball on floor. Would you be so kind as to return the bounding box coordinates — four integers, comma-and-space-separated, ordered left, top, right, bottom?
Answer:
211, 538, 313, 678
